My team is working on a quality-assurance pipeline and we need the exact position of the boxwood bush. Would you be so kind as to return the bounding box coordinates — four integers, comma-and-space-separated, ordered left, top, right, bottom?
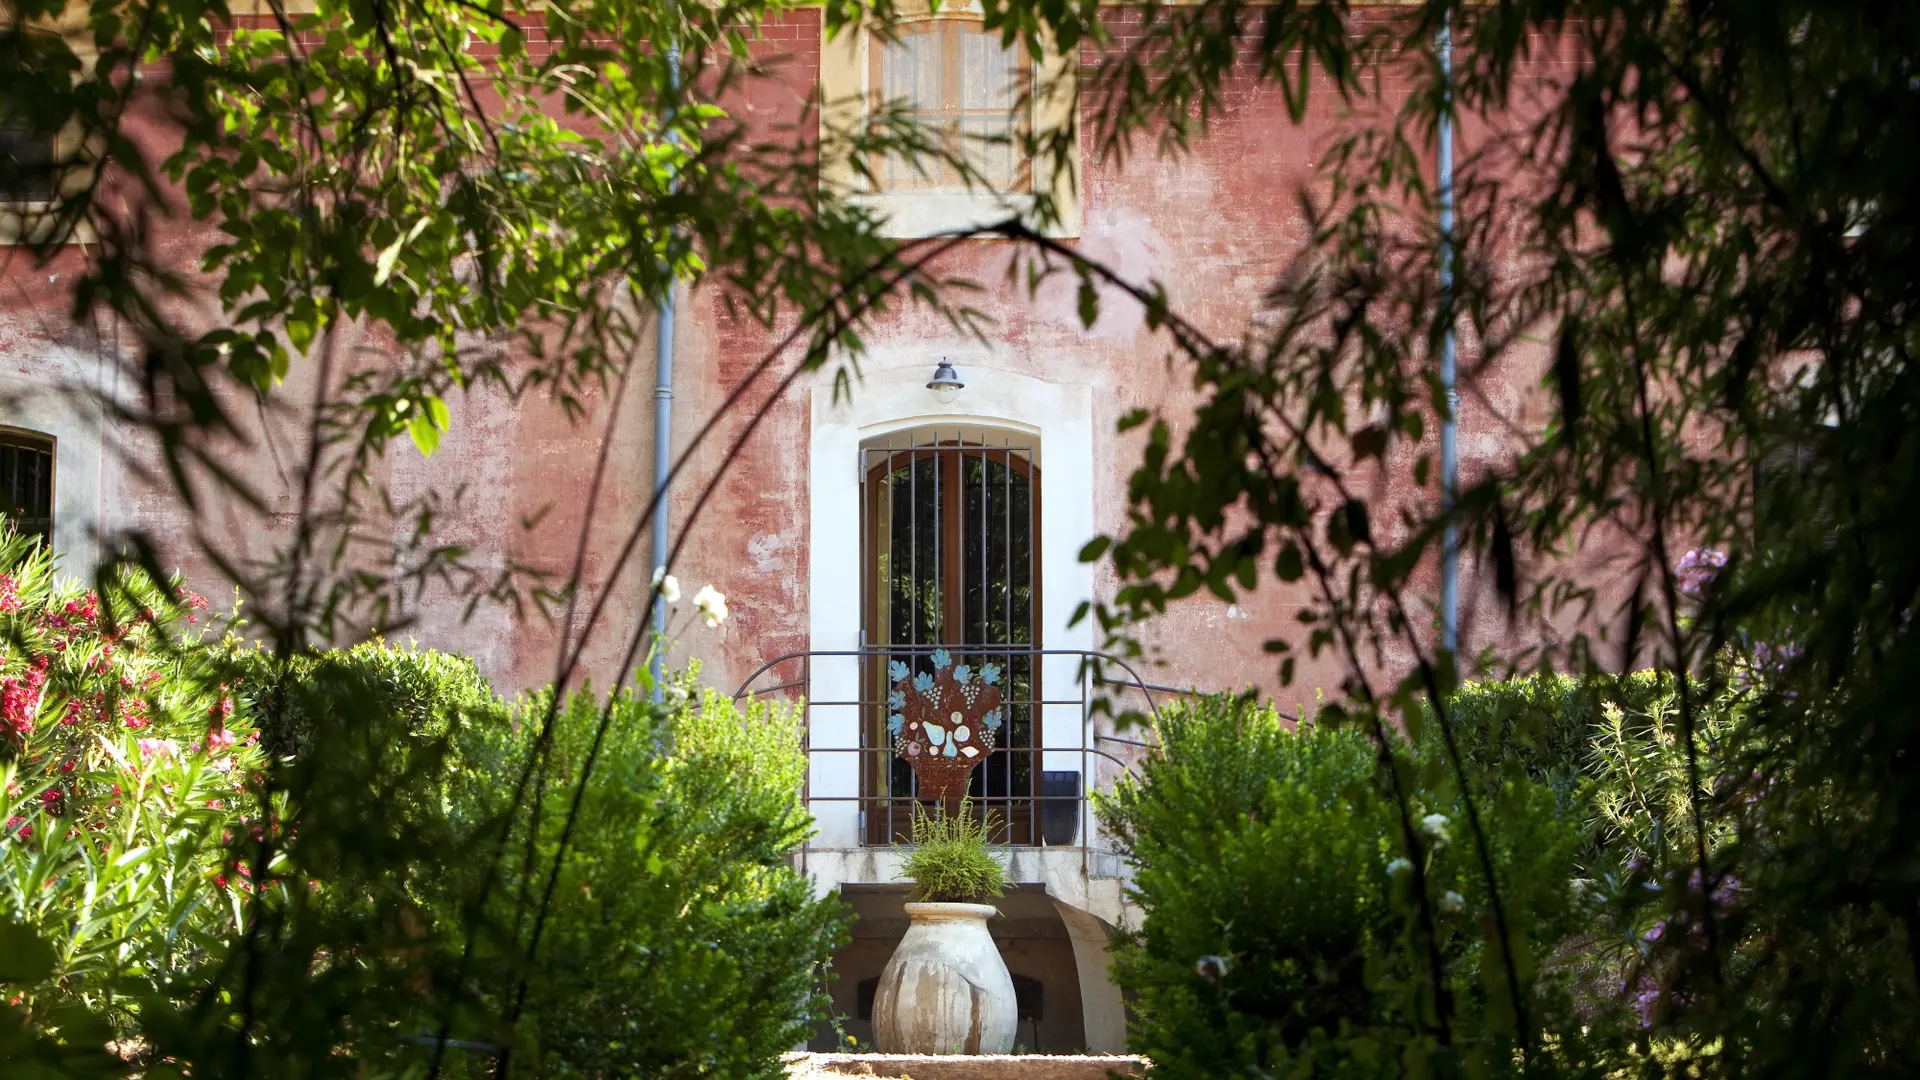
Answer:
202, 648, 847, 1078
457, 673, 847, 1077
1418, 673, 1671, 800
1099, 694, 1590, 1079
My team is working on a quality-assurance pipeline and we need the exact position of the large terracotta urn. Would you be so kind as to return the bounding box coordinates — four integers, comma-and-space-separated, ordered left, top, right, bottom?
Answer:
871, 902, 1017, 1055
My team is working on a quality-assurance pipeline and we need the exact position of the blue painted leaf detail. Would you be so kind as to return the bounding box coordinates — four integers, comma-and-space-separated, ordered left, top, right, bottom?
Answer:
953, 665, 972, 684
981, 663, 1002, 686
913, 671, 934, 694
888, 660, 910, 684
888, 713, 905, 735
931, 647, 953, 670
888, 690, 905, 711
982, 708, 1002, 731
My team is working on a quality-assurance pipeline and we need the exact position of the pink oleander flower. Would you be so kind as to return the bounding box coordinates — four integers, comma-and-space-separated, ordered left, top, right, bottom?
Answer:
137, 738, 178, 761
1, 676, 41, 735
177, 587, 209, 623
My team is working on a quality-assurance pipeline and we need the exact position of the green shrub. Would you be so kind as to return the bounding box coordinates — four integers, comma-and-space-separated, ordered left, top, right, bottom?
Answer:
897, 799, 1008, 904
1100, 694, 1591, 1079
192, 648, 847, 1078
457, 672, 849, 1077
1421, 673, 1669, 800
0, 525, 844, 1078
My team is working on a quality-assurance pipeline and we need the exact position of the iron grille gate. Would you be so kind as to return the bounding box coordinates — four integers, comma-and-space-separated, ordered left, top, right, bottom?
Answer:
861, 429, 1039, 843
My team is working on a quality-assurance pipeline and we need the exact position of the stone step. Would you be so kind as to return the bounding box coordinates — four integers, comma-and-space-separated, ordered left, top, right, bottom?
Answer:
785, 1052, 1147, 1080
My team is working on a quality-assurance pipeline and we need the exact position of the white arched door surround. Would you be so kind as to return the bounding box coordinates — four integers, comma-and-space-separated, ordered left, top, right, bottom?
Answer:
807, 355, 1095, 851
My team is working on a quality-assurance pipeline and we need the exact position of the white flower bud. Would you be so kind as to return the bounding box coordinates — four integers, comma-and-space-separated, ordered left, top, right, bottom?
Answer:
651, 566, 681, 604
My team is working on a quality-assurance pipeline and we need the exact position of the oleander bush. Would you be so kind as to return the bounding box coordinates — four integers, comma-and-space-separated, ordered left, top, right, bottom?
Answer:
0, 527, 264, 1047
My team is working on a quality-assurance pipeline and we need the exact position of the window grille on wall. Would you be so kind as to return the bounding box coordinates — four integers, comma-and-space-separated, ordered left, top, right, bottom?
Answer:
0, 429, 55, 548
861, 429, 1039, 843
871, 20, 1030, 193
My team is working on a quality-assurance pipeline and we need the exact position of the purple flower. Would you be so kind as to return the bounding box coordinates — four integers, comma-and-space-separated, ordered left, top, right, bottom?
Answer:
1707, 872, 1741, 910
1628, 975, 1662, 1029
1675, 548, 1728, 601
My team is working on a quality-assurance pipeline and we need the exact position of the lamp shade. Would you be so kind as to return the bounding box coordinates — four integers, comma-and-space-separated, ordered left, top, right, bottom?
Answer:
926, 359, 964, 403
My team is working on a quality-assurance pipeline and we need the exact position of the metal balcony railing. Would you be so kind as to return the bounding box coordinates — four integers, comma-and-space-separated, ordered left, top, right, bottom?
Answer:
733, 646, 1200, 876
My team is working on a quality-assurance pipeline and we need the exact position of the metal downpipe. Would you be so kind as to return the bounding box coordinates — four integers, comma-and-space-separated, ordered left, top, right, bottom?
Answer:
649, 29, 682, 702
1438, 12, 1460, 658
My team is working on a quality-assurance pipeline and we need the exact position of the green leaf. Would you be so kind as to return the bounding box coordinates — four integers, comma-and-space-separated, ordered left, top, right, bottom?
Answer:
286, 316, 315, 354
0, 921, 58, 984
375, 217, 431, 287
408, 414, 441, 457
1341, 500, 1370, 549
1079, 536, 1111, 562
1077, 281, 1099, 328
1275, 541, 1304, 582
405, 395, 451, 457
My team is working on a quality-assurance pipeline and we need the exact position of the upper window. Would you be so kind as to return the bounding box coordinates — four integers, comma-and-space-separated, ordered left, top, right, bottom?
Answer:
0, 429, 55, 548
0, 111, 55, 204
0, 102, 86, 244
871, 20, 1029, 194
818, 7, 1080, 238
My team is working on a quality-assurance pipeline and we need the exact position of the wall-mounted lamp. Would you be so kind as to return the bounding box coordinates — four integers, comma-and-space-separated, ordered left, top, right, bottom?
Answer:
926, 359, 965, 404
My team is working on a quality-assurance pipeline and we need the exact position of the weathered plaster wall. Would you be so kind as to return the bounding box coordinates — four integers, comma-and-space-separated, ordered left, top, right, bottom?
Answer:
0, 9, 1586, 707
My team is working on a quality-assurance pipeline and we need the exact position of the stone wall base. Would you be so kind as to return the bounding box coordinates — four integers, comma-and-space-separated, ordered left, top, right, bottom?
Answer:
784, 1052, 1148, 1080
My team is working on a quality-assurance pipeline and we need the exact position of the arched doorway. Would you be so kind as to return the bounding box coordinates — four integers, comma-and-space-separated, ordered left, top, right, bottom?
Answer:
860, 426, 1039, 843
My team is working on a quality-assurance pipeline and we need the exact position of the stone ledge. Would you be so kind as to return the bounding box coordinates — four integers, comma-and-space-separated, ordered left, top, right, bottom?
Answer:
784, 1052, 1147, 1080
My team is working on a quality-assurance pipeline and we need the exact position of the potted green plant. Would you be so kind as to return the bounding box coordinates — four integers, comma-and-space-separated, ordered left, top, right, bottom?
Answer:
871, 799, 1018, 1055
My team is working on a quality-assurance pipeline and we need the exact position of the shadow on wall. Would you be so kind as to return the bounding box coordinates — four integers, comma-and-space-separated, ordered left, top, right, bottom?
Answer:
816, 884, 1085, 1054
